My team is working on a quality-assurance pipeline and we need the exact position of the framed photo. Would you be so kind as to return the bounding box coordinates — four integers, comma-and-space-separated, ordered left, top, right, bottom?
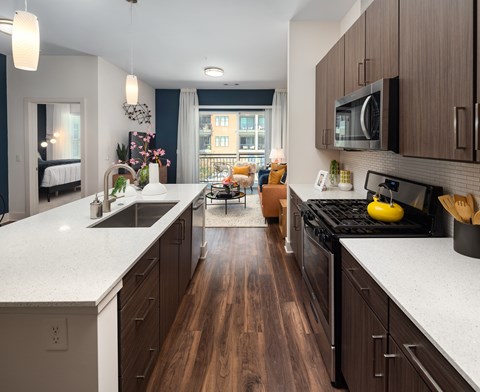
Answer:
314, 170, 328, 191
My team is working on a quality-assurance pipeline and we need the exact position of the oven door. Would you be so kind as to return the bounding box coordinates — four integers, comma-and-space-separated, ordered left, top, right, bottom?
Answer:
302, 222, 336, 383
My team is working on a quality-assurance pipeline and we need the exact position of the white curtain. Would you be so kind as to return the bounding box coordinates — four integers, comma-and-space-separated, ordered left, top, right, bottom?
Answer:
271, 89, 288, 160
264, 108, 272, 165
177, 88, 199, 183
51, 104, 72, 159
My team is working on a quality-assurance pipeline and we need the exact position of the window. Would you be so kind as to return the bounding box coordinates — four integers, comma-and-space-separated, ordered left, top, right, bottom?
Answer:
70, 114, 81, 159
240, 115, 255, 130
200, 135, 211, 151
215, 116, 229, 127
215, 136, 229, 147
240, 136, 255, 150
200, 114, 212, 130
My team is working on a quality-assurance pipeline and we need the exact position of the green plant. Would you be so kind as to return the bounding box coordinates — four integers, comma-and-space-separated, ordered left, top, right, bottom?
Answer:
116, 143, 128, 163
329, 160, 339, 185
110, 176, 127, 197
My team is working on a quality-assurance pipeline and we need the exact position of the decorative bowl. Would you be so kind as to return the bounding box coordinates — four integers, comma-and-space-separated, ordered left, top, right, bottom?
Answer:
338, 182, 353, 191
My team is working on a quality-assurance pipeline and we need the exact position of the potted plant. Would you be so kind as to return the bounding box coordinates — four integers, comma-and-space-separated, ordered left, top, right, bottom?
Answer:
116, 143, 128, 174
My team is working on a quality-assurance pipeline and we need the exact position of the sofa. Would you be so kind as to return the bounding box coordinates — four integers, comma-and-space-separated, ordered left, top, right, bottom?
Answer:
257, 167, 287, 218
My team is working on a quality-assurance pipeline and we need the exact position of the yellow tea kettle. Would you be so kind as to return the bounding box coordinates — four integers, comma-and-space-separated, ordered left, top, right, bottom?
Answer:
367, 183, 404, 222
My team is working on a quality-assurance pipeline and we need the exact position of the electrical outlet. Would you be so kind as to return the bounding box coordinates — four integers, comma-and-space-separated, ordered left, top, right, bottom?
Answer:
44, 318, 68, 351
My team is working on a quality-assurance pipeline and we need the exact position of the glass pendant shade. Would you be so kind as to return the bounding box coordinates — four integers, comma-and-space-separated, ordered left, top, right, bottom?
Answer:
126, 74, 138, 105
12, 11, 39, 71
40, 141, 48, 148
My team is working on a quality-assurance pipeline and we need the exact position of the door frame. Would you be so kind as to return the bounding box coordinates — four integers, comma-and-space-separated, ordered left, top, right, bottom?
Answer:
24, 98, 87, 216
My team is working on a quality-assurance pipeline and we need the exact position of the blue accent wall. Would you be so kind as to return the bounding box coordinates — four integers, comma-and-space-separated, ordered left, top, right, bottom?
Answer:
155, 89, 274, 183
0, 54, 8, 214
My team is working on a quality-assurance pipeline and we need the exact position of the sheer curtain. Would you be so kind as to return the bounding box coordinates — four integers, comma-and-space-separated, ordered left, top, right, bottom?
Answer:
270, 89, 288, 160
51, 104, 72, 159
177, 88, 199, 183
264, 108, 272, 165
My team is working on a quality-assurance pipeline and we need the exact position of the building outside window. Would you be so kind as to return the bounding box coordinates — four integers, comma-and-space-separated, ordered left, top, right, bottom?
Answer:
215, 116, 229, 127
215, 136, 229, 147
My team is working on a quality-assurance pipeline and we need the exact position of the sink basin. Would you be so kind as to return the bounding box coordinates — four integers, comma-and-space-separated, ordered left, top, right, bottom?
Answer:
91, 202, 177, 228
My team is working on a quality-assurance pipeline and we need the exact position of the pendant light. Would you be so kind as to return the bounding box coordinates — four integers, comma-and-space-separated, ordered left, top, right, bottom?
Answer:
125, 0, 138, 105
12, 1, 40, 71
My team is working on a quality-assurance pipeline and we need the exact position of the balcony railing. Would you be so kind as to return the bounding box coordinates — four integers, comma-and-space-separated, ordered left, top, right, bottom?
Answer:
199, 152, 265, 183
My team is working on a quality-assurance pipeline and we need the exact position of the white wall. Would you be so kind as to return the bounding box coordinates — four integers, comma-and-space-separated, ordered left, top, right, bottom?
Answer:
7, 55, 155, 217
7, 55, 99, 217
97, 57, 155, 190
287, 21, 341, 185
340, 0, 362, 35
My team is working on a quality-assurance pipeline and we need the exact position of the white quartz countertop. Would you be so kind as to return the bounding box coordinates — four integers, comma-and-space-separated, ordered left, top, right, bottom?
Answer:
289, 183, 366, 201
340, 237, 480, 391
0, 184, 206, 308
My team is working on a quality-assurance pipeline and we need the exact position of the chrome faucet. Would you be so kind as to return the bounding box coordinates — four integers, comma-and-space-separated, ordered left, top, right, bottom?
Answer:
103, 163, 137, 213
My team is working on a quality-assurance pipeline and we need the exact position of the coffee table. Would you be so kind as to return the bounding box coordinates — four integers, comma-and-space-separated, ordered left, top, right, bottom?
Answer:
205, 183, 246, 214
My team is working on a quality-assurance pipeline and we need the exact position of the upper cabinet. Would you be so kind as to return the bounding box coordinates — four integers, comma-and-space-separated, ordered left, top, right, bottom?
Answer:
399, 0, 474, 161
315, 37, 345, 149
344, 0, 398, 95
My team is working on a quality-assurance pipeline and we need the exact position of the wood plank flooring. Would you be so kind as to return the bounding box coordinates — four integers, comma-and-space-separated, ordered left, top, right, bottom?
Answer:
147, 225, 345, 392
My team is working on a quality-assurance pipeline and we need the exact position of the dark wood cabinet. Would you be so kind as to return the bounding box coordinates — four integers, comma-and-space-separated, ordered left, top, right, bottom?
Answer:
344, 0, 398, 95
341, 270, 387, 392
341, 246, 475, 392
289, 189, 303, 270
344, 14, 366, 95
159, 207, 193, 345
386, 336, 430, 392
315, 37, 345, 149
118, 243, 160, 392
399, 0, 474, 161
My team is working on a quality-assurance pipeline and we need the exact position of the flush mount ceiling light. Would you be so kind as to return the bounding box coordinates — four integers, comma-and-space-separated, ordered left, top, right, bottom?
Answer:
125, 0, 138, 105
204, 67, 224, 77
0, 18, 13, 35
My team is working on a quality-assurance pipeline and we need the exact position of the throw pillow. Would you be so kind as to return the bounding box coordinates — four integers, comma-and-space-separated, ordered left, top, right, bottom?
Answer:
268, 168, 285, 185
232, 166, 249, 176
271, 163, 287, 172
280, 170, 287, 184
258, 173, 270, 192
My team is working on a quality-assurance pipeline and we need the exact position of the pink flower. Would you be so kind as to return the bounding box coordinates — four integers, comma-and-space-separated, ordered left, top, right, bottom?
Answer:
133, 131, 138, 136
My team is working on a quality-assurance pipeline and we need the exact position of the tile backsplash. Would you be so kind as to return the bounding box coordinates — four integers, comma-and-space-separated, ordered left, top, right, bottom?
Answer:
340, 150, 480, 236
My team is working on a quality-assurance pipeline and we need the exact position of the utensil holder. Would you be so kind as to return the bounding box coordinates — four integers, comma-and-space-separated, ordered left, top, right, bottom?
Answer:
453, 220, 480, 258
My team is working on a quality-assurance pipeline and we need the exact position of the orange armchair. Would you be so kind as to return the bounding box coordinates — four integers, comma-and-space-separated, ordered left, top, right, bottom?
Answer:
258, 184, 287, 218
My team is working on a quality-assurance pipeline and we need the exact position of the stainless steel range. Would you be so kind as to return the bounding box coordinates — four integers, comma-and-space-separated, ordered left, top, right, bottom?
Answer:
300, 171, 443, 387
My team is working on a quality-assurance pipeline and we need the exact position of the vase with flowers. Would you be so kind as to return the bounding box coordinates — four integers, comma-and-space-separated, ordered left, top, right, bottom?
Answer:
222, 175, 239, 195
129, 131, 171, 188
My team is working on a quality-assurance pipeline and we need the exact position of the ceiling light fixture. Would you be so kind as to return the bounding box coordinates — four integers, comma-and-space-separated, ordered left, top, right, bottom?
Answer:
204, 67, 224, 77
125, 0, 138, 105
12, 1, 40, 71
0, 18, 13, 35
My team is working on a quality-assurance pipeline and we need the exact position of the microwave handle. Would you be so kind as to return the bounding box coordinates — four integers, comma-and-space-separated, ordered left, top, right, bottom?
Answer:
360, 95, 372, 140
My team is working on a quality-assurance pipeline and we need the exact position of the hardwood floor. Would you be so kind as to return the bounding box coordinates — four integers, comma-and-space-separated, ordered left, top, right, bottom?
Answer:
147, 225, 344, 392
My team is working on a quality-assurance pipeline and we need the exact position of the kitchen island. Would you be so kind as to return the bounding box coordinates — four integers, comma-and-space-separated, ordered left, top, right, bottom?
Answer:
0, 184, 206, 392
341, 237, 480, 391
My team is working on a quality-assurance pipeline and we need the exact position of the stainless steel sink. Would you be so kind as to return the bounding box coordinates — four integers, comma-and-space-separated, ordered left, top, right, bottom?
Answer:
91, 202, 177, 228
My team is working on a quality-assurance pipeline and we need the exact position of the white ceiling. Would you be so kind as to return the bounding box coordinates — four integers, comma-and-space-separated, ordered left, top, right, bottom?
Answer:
0, 0, 356, 89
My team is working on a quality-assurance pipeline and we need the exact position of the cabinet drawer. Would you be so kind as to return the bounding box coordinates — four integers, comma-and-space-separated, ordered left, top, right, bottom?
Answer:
120, 341, 159, 392
341, 248, 388, 328
119, 241, 159, 308
390, 301, 475, 392
119, 262, 159, 376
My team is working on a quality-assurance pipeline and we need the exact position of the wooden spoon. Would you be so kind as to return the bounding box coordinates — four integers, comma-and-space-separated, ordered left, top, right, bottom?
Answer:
438, 195, 463, 222
466, 194, 476, 219
454, 194, 467, 203
455, 200, 472, 223
473, 210, 480, 225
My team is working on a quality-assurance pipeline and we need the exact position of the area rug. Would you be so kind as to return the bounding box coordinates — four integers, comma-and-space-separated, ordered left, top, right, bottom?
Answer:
205, 192, 267, 227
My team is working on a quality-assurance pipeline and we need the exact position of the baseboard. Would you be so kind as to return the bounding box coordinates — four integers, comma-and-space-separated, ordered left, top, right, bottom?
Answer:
284, 238, 293, 253
200, 242, 208, 259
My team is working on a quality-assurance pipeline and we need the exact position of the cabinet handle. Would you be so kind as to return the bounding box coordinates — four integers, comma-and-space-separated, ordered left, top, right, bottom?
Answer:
322, 129, 327, 146
346, 268, 370, 293
364, 58, 370, 84
453, 106, 466, 150
134, 297, 156, 322
136, 348, 157, 380
179, 218, 186, 241
403, 344, 443, 392
135, 257, 158, 281
357, 62, 364, 86
383, 354, 398, 359
475, 103, 479, 151
294, 212, 301, 231
372, 335, 385, 378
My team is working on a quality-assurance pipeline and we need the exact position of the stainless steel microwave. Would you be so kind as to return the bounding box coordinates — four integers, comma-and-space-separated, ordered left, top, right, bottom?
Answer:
334, 78, 398, 151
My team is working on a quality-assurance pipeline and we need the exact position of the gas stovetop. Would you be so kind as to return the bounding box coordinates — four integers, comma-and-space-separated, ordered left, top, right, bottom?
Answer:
305, 199, 429, 236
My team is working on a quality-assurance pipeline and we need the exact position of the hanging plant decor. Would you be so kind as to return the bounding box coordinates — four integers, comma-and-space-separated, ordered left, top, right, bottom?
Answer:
122, 102, 152, 124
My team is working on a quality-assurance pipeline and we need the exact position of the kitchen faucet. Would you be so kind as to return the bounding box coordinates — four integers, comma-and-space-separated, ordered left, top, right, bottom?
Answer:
103, 163, 137, 213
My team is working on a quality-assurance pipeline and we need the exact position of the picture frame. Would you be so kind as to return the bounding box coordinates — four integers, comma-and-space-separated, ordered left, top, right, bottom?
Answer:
314, 170, 329, 192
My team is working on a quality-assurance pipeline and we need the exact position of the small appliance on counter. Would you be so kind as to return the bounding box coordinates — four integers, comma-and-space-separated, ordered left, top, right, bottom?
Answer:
299, 170, 443, 386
